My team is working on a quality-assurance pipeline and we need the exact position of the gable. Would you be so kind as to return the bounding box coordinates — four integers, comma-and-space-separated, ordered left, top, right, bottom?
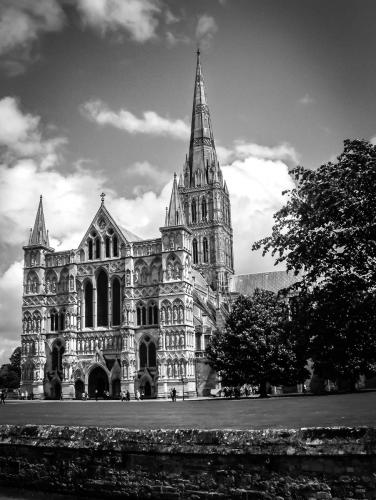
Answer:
77, 204, 141, 254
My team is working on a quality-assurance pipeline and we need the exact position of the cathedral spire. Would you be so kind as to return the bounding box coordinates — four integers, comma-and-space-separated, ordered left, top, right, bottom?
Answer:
29, 195, 50, 247
165, 173, 186, 227
187, 50, 218, 187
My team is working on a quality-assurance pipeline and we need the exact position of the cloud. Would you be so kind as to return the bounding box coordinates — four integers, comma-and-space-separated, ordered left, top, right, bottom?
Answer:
124, 161, 171, 195
195, 14, 218, 48
298, 93, 314, 105
166, 31, 190, 47
81, 99, 190, 140
0, 97, 66, 167
76, 0, 161, 43
217, 140, 300, 167
0, 0, 65, 74
222, 155, 295, 275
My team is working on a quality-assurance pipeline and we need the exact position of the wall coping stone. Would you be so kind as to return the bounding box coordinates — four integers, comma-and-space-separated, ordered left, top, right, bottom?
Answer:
0, 425, 375, 456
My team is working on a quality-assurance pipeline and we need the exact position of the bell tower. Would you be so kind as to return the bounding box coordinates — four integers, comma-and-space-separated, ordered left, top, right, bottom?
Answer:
179, 50, 234, 292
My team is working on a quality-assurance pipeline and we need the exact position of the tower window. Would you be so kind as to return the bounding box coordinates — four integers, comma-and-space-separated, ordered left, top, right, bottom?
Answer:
203, 237, 208, 263
105, 236, 110, 258
193, 238, 198, 264
191, 200, 197, 223
202, 198, 207, 221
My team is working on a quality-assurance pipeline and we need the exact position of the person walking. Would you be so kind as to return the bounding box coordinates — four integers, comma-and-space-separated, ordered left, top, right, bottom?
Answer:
135, 389, 140, 401
126, 390, 130, 401
172, 387, 177, 402
1, 390, 6, 405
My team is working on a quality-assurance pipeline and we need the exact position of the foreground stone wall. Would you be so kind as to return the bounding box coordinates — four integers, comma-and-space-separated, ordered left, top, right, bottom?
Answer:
0, 425, 375, 499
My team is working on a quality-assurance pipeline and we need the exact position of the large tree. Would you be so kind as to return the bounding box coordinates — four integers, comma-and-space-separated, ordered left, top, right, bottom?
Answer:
206, 290, 307, 397
253, 139, 376, 388
0, 347, 21, 389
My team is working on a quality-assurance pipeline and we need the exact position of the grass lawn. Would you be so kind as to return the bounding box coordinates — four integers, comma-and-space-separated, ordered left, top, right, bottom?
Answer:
0, 392, 375, 430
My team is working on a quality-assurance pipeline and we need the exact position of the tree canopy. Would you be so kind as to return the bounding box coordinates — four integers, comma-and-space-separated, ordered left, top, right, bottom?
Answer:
206, 290, 307, 397
253, 139, 376, 388
0, 346, 21, 389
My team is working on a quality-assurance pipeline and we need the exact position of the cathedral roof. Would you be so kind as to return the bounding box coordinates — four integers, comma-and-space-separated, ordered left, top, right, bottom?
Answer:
187, 49, 220, 186
165, 173, 186, 227
29, 195, 50, 247
229, 270, 300, 296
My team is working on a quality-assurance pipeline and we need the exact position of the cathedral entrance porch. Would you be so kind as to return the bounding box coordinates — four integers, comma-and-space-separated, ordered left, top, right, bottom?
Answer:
88, 365, 109, 398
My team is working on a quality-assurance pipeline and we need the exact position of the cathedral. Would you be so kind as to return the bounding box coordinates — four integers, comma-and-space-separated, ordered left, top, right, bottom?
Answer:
20, 51, 235, 399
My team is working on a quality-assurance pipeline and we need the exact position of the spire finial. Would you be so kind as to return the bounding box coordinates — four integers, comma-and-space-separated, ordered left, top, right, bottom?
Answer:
100, 192, 106, 204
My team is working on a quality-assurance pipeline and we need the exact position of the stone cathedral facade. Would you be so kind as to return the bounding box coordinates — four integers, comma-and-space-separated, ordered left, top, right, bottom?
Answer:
20, 51, 234, 399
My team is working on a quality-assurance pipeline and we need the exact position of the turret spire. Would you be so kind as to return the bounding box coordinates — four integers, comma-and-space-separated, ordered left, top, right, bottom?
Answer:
187, 50, 219, 187
29, 195, 49, 247
165, 173, 186, 227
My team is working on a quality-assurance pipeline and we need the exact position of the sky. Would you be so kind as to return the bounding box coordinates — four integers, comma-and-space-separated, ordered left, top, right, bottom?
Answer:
1, 0, 376, 364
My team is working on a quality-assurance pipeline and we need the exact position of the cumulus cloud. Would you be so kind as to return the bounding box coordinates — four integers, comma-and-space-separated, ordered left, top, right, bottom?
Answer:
217, 140, 299, 167
222, 156, 295, 274
81, 99, 190, 140
76, 0, 161, 43
0, 0, 65, 74
195, 14, 218, 48
0, 97, 66, 165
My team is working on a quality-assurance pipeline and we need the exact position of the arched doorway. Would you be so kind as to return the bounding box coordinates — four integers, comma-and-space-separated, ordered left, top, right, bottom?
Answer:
112, 379, 120, 398
51, 379, 61, 400
75, 379, 85, 399
88, 365, 109, 398
144, 380, 152, 398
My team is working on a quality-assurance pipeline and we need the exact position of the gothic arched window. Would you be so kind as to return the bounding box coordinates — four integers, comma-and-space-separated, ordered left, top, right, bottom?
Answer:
192, 238, 198, 264
191, 200, 197, 223
88, 240, 93, 260
85, 281, 93, 328
112, 278, 121, 326
113, 235, 118, 257
203, 237, 208, 263
105, 236, 110, 258
95, 237, 101, 259
50, 309, 58, 332
97, 270, 108, 326
136, 302, 146, 326
139, 336, 157, 369
139, 342, 147, 368
202, 198, 207, 221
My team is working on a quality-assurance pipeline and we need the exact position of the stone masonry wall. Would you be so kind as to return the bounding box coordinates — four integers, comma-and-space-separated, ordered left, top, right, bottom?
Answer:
0, 425, 375, 499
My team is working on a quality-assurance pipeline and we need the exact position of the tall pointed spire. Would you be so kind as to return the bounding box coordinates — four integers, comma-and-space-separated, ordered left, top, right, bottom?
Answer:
187, 49, 218, 187
166, 173, 186, 227
29, 195, 49, 247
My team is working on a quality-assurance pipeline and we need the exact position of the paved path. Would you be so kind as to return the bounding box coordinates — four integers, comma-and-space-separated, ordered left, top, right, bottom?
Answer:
0, 392, 375, 429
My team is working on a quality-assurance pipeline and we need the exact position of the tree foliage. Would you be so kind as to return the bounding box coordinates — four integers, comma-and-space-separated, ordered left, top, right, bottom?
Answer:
253, 139, 376, 387
9, 346, 21, 378
0, 347, 21, 389
206, 290, 308, 397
